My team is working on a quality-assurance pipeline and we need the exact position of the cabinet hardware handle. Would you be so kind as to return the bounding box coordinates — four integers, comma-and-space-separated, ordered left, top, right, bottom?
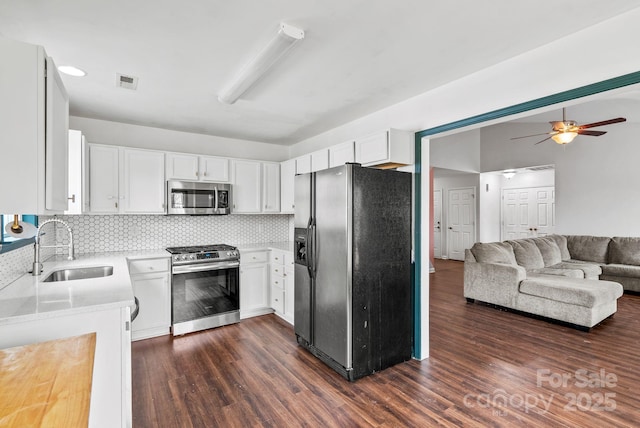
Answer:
204, 172, 208, 176
68, 194, 76, 203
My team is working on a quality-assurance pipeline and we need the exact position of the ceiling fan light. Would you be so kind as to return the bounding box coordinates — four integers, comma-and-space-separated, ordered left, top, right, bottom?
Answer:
551, 131, 578, 145
503, 169, 517, 179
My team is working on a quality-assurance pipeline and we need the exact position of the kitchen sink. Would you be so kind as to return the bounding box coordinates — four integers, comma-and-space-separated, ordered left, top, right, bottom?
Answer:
42, 266, 114, 282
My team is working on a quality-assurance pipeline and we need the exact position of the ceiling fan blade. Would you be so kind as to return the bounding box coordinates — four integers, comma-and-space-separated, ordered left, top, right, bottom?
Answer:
578, 117, 626, 129
577, 130, 606, 137
534, 136, 553, 145
510, 132, 554, 140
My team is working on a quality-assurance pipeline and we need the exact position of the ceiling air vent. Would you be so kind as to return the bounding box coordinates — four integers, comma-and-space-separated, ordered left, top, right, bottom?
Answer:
116, 73, 138, 90
526, 165, 555, 172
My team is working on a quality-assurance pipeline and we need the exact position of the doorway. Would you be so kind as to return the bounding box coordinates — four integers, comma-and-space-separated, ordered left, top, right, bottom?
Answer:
433, 189, 442, 258
447, 187, 476, 261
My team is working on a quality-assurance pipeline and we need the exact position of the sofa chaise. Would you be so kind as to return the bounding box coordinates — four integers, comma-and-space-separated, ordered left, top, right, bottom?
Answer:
463, 234, 634, 329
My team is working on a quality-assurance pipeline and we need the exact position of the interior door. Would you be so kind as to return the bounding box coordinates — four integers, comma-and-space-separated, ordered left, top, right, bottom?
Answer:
433, 189, 442, 258
447, 187, 476, 261
502, 186, 555, 239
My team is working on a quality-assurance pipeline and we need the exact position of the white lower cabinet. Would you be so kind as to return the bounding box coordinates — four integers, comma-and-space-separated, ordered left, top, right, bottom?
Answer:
128, 257, 171, 341
270, 249, 294, 324
240, 250, 271, 318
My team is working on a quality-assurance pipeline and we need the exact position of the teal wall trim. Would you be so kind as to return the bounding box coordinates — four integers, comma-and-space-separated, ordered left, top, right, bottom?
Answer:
416, 70, 640, 139
413, 133, 422, 359
411, 70, 640, 359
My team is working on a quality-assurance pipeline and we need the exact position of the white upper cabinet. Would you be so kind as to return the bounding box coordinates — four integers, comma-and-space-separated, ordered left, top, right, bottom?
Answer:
88, 144, 165, 214
121, 149, 165, 213
329, 141, 355, 168
262, 162, 281, 213
280, 158, 296, 214
354, 129, 413, 167
199, 156, 229, 182
310, 149, 329, 172
0, 38, 69, 214
88, 145, 120, 213
166, 153, 229, 182
295, 155, 312, 175
66, 130, 87, 215
231, 160, 262, 213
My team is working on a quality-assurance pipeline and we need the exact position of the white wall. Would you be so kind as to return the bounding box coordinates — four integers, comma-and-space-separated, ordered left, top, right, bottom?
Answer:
70, 116, 289, 162
430, 129, 480, 172
482, 122, 640, 237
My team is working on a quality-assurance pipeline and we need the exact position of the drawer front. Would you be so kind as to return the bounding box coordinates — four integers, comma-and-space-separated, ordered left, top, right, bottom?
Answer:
128, 258, 170, 275
271, 264, 285, 278
270, 250, 285, 265
242, 250, 269, 264
270, 284, 284, 313
270, 273, 284, 288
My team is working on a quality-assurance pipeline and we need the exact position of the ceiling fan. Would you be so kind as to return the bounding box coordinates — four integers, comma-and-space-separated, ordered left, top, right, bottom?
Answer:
511, 108, 626, 145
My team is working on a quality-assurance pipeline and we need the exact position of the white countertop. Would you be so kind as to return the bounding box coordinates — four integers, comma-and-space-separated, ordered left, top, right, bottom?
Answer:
0, 250, 169, 326
238, 241, 294, 253
0, 243, 292, 326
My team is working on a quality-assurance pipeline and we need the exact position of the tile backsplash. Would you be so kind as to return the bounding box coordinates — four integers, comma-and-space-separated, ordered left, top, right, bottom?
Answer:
0, 214, 293, 289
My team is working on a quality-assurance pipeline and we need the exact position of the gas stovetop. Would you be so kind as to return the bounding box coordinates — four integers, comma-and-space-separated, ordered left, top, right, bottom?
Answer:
166, 244, 239, 264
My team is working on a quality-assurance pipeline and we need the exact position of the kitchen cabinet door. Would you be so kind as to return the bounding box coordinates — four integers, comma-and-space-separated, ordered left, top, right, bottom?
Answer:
88, 144, 120, 213
0, 38, 68, 214
199, 156, 229, 182
130, 262, 170, 341
240, 262, 270, 318
310, 149, 329, 172
166, 153, 199, 180
295, 155, 312, 175
66, 130, 86, 214
355, 131, 389, 165
280, 158, 296, 213
329, 141, 355, 168
121, 149, 165, 214
231, 160, 261, 213
262, 162, 281, 213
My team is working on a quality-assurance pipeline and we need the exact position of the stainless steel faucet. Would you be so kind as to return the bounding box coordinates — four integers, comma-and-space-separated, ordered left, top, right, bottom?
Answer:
32, 218, 75, 276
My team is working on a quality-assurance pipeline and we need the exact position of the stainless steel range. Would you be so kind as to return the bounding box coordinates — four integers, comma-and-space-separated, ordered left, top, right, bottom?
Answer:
166, 244, 240, 336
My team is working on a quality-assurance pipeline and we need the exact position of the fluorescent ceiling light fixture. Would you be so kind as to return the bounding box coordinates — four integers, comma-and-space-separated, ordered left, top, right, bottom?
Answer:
503, 169, 517, 179
551, 131, 578, 145
58, 65, 87, 77
218, 23, 304, 104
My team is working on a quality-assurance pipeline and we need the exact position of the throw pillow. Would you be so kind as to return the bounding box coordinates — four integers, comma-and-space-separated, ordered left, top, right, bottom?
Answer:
609, 237, 640, 266
507, 239, 545, 270
532, 237, 562, 267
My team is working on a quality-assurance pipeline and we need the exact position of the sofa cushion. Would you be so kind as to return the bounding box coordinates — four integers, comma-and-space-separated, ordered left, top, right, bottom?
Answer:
548, 262, 602, 280
507, 239, 544, 270
608, 237, 640, 266
470, 242, 517, 265
601, 263, 640, 278
519, 277, 623, 308
532, 237, 562, 267
548, 235, 571, 260
528, 269, 584, 279
566, 235, 611, 264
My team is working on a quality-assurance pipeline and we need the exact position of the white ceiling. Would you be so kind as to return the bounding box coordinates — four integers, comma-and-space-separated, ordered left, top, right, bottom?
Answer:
2, 1, 639, 145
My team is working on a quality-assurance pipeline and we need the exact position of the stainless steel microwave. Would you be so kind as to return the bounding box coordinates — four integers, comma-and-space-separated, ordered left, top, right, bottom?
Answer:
166, 180, 232, 215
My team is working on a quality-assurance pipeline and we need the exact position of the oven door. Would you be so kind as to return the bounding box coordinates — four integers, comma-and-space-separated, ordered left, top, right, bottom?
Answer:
171, 261, 240, 335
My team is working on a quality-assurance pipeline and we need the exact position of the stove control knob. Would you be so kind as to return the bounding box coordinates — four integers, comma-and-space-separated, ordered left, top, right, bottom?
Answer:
189, 254, 196, 260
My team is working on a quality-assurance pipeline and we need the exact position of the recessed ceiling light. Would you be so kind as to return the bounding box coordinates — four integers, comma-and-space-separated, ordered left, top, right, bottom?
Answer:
58, 65, 87, 77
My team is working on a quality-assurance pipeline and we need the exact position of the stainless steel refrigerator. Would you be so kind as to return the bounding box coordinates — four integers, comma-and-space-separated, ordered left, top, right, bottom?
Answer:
294, 163, 412, 381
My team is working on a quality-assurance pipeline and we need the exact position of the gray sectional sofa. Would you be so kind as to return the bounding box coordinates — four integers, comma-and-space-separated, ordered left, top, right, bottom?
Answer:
463, 234, 639, 329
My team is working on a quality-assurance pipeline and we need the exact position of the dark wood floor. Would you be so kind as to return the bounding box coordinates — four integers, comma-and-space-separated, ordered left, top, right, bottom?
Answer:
132, 259, 640, 427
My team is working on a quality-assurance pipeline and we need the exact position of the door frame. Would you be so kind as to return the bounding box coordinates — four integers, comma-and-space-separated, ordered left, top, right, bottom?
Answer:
413, 71, 640, 360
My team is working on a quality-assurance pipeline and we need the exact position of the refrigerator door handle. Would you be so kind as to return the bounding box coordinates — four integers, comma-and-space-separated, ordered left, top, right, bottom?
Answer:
310, 218, 317, 279
306, 217, 314, 279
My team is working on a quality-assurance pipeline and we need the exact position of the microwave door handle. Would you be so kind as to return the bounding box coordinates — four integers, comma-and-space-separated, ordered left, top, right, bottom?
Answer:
214, 186, 219, 210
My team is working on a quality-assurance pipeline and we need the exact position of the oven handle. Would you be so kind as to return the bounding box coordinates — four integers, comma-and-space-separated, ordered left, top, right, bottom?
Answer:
172, 261, 240, 274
